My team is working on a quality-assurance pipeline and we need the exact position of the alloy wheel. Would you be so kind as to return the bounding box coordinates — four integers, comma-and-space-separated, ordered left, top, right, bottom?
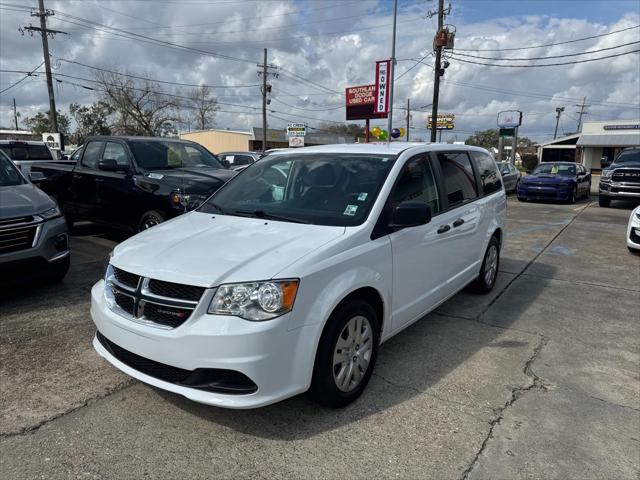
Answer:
332, 315, 373, 392
484, 244, 498, 287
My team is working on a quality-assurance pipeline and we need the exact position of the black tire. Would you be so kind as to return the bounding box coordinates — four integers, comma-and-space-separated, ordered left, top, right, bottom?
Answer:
139, 210, 166, 232
517, 196, 527, 202
48, 256, 70, 283
309, 299, 380, 408
585, 184, 591, 200
568, 186, 577, 204
469, 235, 500, 294
598, 196, 611, 208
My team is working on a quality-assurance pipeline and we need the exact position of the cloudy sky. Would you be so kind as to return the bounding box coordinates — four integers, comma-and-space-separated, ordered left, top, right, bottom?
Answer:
1, 0, 639, 143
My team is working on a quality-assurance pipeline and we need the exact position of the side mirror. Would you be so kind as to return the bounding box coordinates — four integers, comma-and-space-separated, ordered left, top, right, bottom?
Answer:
98, 159, 130, 173
29, 171, 45, 183
390, 201, 432, 228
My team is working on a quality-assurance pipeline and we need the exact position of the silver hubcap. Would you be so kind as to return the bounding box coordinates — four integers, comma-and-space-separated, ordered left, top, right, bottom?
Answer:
484, 245, 498, 286
333, 315, 373, 392
142, 216, 160, 230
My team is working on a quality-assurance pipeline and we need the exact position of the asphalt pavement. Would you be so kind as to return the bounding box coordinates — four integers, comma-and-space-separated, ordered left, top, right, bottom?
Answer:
1, 196, 638, 479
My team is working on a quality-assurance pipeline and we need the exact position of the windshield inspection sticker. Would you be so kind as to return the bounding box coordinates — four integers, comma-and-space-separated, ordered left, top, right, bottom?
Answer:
357, 192, 368, 202
344, 204, 359, 216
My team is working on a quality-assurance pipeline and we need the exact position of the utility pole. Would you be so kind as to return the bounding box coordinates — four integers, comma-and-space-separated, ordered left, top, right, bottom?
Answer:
257, 48, 278, 151
554, 106, 565, 139
12, 98, 18, 130
20, 0, 67, 134
575, 96, 590, 132
429, 0, 450, 142
386, 0, 398, 144
406, 98, 410, 142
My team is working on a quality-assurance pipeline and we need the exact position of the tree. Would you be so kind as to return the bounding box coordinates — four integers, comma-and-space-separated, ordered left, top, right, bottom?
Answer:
23, 111, 71, 136
318, 123, 365, 137
95, 70, 180, 136
69, 101, 115, 144
187, 85, 218, 131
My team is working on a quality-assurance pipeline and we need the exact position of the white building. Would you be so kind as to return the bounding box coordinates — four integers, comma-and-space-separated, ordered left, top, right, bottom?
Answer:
577, 120, 639, 170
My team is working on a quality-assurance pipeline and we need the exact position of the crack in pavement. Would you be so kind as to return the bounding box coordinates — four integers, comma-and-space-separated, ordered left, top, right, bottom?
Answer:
0, 379, 136, 440
521, 272, 640, 293
587, 395, 640, 413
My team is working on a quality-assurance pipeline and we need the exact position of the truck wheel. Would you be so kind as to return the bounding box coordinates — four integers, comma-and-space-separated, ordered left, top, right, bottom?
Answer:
469, 235, 500, 294
310, 299, 380, 408
139, 210, 166, 232
598, 196, 611, 208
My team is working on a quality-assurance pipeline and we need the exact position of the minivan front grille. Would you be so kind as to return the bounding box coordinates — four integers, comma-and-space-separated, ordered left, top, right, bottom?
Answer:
0, 216, 40, 254
106, 265, 204, 329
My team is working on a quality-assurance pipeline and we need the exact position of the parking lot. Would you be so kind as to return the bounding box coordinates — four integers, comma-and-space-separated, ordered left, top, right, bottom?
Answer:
1, 194, 638, 479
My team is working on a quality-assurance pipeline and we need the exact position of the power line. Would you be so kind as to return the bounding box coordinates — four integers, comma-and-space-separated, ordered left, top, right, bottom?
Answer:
0, 62, 44, 95
455, 24, 640, 52
450, 49, 640, 67
453, 41, 640, 61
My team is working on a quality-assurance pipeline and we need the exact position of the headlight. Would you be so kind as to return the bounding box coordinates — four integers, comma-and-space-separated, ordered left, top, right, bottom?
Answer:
635, 211, 640, 221
170, 191, 189, 207
104, 251, 114, 281
601, 170, 612, 179
38, 205, 62, 220
208, 279, 299, 321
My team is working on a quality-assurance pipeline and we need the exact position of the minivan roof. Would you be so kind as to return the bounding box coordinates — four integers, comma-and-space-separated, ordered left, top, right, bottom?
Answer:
268, 142, 487, 156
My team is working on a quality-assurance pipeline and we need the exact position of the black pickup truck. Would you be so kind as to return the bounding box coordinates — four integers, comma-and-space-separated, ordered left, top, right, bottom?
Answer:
32, 136, 235, 232
598, 147, 640, 207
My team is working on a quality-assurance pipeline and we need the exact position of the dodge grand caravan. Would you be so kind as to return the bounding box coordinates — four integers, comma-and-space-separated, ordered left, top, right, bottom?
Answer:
91, 143, 506, 408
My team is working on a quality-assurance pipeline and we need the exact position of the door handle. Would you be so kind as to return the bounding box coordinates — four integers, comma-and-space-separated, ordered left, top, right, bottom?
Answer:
437, 225, 451, 234
452, 218, 465, 228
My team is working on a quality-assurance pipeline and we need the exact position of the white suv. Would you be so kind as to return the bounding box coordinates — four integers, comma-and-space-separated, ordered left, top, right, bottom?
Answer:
91, 143, 506, 408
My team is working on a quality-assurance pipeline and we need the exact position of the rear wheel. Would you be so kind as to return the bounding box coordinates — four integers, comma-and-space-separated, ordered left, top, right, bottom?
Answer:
598, 196, 611, 208
139, 210, 166, 232
310, 299, 380, 408
469, 236, 500, 294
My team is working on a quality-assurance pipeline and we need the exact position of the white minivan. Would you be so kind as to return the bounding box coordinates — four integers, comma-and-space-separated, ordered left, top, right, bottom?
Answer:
91, 143, 506, 408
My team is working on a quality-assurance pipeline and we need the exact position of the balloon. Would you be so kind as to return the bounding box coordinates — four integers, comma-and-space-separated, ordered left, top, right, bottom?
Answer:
399, 128, 406, 137
391, 128, 401, 138
378, 129, 388, 140
371, 126, 381, 137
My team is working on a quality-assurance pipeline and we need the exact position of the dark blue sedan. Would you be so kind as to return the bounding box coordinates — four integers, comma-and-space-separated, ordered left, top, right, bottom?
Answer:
517, 162, 591, 203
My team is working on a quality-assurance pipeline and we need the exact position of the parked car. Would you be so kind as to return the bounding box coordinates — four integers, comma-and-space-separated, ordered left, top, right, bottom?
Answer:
92, 143, 506, 409
0, 149, 70, 282
217, 151, 262, 171
598, 147, 640, 207
497, 162, 521, 192
517, 162, 591, 203
0, 140, 74, 177
32, 136, 236, 233
627, 206, 640, 253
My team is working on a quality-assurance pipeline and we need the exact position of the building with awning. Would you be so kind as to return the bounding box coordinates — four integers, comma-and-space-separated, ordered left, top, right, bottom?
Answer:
577, 120, 640, 170
537, 133, 580, 163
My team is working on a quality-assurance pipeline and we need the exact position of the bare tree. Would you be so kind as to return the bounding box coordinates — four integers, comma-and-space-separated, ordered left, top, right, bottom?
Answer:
187, 85, 218, 131
95, 70, 181, 136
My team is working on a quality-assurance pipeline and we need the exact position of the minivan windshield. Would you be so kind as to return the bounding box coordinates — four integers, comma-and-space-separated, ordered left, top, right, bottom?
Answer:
129, 140, 223, 170
533, 163, 576, 176
0, 154, 25, 186
199, 153, 396, 226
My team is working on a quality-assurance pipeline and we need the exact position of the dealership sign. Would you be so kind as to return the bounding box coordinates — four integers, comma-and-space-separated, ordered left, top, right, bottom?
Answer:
427, 114, 455, 130
42, 132, 62, 150
497, 110, 523, 128
345, 84, 387, 121
374, 60, 391, 114
286, 123, 307, 137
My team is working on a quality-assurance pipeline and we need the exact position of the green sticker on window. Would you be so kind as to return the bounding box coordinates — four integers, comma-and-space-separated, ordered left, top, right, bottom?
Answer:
344, 204, 358, 216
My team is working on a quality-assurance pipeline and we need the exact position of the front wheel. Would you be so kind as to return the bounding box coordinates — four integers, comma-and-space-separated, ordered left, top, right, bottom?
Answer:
469, 236, 500, 294
568, 186, 577, 204
598, 196, 611, 208
310, 300, 380, 408
138, 210, 166, 232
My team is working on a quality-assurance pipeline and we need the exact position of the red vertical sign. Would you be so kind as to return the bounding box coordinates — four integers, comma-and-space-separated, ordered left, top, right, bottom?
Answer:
374, 59, 391, 115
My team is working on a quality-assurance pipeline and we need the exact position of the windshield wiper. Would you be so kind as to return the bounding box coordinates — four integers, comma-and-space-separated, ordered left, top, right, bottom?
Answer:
207, 202, 225, 214
232, 209, 310, 224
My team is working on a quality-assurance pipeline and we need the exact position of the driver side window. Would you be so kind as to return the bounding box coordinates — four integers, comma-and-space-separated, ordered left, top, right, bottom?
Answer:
390, 156, 441, 215
103, 142, 129, 166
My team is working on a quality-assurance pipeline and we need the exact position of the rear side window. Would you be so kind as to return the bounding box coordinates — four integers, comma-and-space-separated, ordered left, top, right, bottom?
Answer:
82, 141, 104, 169
471, 151, 502, 195
234, 155, 254, 166
391, 156, 441, 214
0, 144, 52, 161
436, 152, 478, 208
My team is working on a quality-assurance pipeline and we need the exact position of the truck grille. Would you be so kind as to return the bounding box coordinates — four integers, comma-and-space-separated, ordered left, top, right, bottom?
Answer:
0, 216, 41, 254
106, 265, 205, 329
612, 169, 640, 182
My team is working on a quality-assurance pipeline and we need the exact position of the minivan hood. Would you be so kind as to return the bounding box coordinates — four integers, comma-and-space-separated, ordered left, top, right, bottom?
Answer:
143, 167, 236, 193
0, 183, 56, 219
111, 211, 346, 287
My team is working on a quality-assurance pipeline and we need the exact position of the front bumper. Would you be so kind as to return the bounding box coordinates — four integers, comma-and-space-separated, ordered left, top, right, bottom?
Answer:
517, 184, 573, 201
628, 218, 640, 251
90, 280, 320, 408
599, 180, 640, 199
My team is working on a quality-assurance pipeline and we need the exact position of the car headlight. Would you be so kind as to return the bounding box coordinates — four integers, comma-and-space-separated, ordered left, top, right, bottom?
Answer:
38, 205, 62, 220
601, 170, 612, 179
104, 251, 114, 281
635, 211, 640, 221
208, 279, 299, 321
